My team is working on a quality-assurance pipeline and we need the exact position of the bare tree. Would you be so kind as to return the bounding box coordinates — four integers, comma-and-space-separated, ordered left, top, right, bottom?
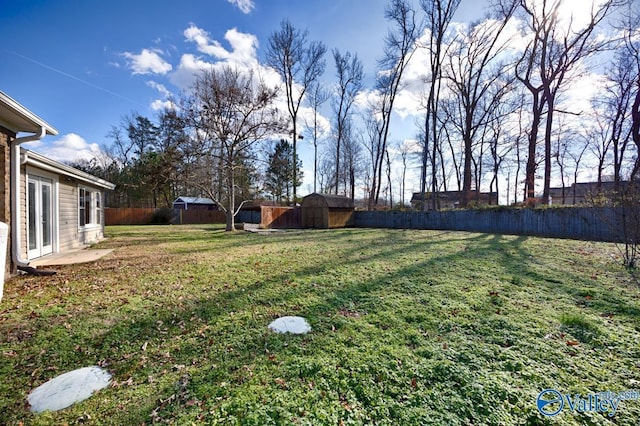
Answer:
517, 0, 619, 203
367, 0, 422, 209
586, 107, 616, 186
398, 139, 412, 207
601, 50, 635, 185
418, 0, 461, 210
266, 20, 327, 203
342, 120, 364, 200
444, 0, 518, 206
303, 82, 330, 193
332, 49, 364, 194
617, 2, 640, 180
186, 66, 281, 231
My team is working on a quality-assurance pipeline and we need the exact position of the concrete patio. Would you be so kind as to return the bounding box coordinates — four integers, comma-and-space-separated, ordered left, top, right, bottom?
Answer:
29, 248, 114, 267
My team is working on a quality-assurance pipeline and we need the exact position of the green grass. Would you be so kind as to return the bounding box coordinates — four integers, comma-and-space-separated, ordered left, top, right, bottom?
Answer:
1, 225, 639, 425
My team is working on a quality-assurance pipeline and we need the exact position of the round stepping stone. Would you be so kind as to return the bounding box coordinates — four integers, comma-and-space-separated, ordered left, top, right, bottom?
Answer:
268, 316, 311, 334
28, 366, 111, 413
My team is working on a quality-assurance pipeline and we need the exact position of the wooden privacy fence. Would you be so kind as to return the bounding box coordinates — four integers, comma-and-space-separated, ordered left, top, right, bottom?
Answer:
105, 208, 226, 225
174, 209, 227, 225
105, 208, 157, 225
107, 206, 629, 244
353, 207, 625, 243
260, 206, 302, 229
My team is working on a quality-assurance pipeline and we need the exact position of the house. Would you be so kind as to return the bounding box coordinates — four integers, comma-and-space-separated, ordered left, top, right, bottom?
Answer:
301, 193, 354, 229
548, 181, 632, 205
0, 90, 115, 278
172, 196, 218, 211
410, 190, 498, 210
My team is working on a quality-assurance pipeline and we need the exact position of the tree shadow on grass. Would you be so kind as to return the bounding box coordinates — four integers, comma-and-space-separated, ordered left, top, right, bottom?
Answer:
4, 228, 639, 424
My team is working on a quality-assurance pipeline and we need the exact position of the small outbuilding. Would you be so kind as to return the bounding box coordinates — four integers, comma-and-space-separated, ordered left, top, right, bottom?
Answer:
172, 196, 218, 211
301, 193, 354, 229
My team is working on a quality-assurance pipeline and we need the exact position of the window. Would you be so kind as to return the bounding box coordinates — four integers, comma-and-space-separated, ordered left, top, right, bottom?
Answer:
79, 188, 86, 226
96, 193, 102, 225
79, 188, 102, 227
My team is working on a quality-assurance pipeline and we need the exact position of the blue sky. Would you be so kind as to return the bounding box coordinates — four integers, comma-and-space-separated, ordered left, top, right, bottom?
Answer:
0, 0, 489, 192
3, 0, 607, 199
1, 1, 391, 142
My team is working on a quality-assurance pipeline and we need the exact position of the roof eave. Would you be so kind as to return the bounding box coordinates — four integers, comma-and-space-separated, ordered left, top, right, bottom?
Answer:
0, 90, 58, 136
23, 149, 115, 190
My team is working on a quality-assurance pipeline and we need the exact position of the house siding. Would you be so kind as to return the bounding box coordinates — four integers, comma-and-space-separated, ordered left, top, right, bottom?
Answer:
58, 179, 78, 252
21, 163, 107, 261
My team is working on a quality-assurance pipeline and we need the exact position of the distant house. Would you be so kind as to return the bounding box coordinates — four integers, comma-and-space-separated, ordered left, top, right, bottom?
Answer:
410, 191, 498, 210
172, 196, 218, 211
548, 181, 632, 205
0, 91, 115, 276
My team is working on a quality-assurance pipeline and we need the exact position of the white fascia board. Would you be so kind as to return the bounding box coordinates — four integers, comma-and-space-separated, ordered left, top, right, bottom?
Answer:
0, 91, 58, 136
22, 149, 116, 190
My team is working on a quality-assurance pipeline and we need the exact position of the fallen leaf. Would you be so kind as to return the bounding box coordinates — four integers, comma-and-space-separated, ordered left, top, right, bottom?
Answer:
566, 340, 579, 346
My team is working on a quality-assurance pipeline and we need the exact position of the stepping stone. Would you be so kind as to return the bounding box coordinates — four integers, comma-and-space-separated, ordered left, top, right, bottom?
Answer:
28, 366, 111, 413
268, 316, 311, 334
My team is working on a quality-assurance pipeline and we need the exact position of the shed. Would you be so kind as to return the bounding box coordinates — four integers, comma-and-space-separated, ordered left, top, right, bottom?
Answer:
301, 193, 354, 229
172, 196, 218, 211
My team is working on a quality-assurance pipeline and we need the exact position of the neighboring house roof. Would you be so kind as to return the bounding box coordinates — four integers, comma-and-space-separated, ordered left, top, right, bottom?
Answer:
173, 197, 217, 205
547, 181, 631, 200
301, 193, 355, 209
0, 90, 58, 136
410, 191, 498, 203
22, 149, 115, 190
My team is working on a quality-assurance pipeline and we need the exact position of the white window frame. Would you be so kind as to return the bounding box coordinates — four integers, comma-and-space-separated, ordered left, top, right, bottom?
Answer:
25, 167, 60, 258
79, 186, 102, 229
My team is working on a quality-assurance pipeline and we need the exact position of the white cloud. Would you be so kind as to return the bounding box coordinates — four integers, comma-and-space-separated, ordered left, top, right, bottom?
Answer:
146, 81, 177, 112
150, 99, 176, 111
170, 24, 282, 93
23, 133, 103, 163
169, 53, 214, 89
146, 80, 172, 97
227, 0, 255, 14
123, 48, 172, 75
184, 25, 258, 66
298, 106, 332, 139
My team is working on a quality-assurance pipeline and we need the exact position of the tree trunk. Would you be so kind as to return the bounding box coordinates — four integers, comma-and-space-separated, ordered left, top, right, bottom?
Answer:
292, 124, 298, 204
542, 94, 554, 204
631, 86, 640, 180
225, 162, 235, 232
525, 93, 542, 200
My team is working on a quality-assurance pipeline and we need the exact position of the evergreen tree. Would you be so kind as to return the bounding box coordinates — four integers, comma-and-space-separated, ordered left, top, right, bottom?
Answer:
264, 139, 303, 205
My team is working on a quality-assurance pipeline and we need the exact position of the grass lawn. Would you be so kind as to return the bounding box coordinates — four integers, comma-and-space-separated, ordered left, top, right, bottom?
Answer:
1, 225, 639, 425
